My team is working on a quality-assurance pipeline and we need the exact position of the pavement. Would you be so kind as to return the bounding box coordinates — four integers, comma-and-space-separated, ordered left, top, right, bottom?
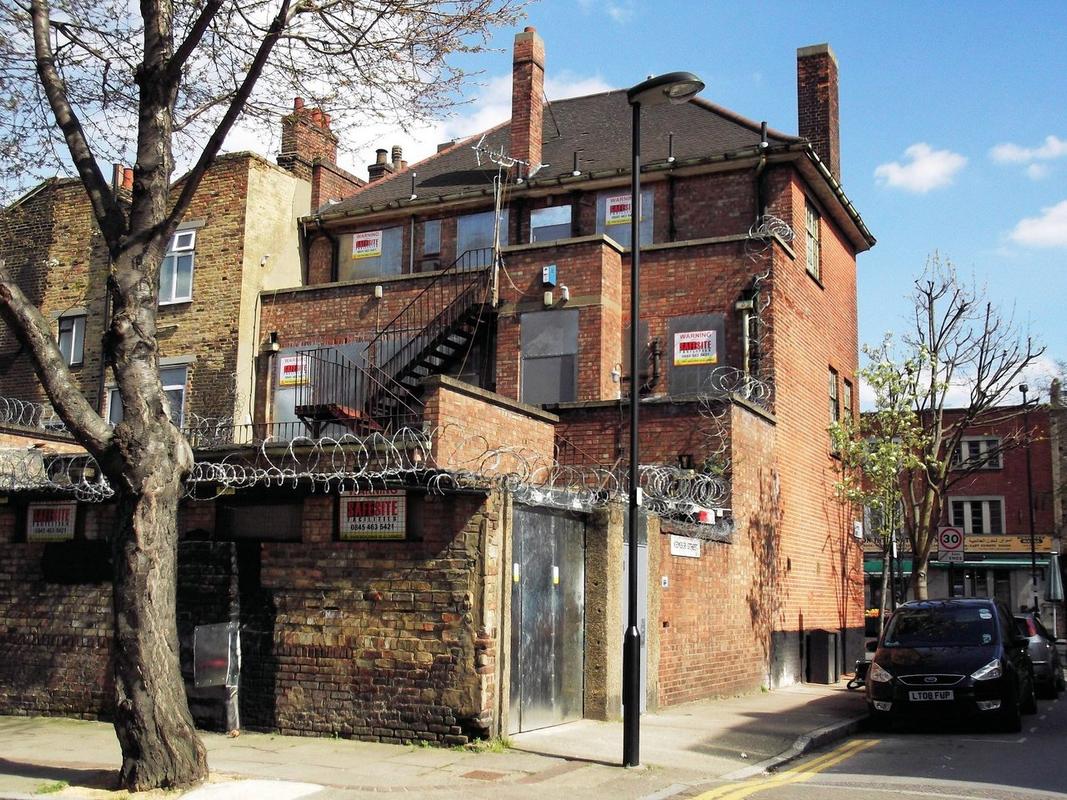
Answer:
0, 681, 866, 800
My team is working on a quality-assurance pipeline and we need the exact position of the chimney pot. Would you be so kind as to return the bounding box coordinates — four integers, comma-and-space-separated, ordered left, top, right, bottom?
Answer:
122, 168, 134, 191
112, 163, 123, 191
391, 145, 403, 169
294, 97, 305, 111
376, 148, 388, 165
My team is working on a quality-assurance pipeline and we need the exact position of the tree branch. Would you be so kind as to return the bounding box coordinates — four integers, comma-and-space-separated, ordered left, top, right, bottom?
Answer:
29, 0, 126, 249
0, 260, 113, 455
164, 0, 293, 233
167, 0, 224, 80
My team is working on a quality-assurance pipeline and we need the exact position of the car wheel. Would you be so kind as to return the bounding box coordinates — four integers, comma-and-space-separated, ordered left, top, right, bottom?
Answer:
997, 694, 1023, 733
1022, 676, 1038, 714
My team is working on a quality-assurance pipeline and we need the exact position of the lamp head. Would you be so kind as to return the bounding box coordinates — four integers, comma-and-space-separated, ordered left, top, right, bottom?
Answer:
627, 72, 704, 107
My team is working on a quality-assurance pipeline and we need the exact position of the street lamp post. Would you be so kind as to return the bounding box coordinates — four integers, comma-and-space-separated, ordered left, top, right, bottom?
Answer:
624, 71, 703, 768
1020, 384, 1039, 613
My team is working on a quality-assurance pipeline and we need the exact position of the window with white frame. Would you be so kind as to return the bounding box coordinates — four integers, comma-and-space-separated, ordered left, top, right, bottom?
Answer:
843, 378, 854, 424
951, 437, 1002, 470
828, 367, 840, 452
805, 200, 821, 280
160, 230, 196, 304
950, 497, 1004, 534
106, 365, 189, 427
57, 314, 86, 366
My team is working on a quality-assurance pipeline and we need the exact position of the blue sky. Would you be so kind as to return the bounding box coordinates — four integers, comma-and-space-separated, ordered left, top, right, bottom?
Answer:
312, 0, 1066, 395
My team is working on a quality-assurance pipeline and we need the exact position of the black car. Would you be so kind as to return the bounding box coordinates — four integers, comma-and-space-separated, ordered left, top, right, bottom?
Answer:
866, 598, 1037, 731
1015, 612, 1064, 698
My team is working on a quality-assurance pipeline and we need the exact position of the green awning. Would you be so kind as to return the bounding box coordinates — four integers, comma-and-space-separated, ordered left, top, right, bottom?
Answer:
864, 557, 1050, 573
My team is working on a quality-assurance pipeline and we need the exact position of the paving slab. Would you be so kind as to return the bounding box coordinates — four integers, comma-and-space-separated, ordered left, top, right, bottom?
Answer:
0, 681, 866, 800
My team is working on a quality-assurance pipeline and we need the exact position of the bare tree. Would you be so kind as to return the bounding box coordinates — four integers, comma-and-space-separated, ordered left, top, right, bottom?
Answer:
860, 255, 1044, 601
0, 0, 522, 790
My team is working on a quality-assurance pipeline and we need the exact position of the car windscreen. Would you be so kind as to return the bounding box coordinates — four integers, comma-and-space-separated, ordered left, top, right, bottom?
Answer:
882, 606, 998, 648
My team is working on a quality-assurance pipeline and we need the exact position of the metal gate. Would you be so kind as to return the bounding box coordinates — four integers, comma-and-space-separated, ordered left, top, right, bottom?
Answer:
509, 505, 586, 734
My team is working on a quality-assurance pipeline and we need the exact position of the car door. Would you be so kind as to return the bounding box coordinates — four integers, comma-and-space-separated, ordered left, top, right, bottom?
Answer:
999, 604, 1031, 699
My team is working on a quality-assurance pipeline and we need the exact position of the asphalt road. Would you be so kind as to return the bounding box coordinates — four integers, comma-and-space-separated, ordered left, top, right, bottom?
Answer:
686, 693, 1067, 800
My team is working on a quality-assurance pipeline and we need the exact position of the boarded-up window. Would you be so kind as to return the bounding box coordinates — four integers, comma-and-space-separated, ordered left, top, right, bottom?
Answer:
621, 320, 651, 387
667, 314, 725, 395
521, 309, 579, 405
216, 500, 304, 541
338, 226, 404, 280
531, 205, 572, 242
596, 189, 653, 247
457, 209, 509, 266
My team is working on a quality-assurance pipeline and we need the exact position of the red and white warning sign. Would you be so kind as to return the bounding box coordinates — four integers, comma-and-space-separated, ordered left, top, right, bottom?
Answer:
673, 330, 718, 366
351, 230, 383, 259
278, 354, 309, 387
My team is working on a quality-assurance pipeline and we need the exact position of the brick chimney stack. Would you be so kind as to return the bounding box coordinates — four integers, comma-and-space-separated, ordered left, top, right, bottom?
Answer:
510, 26, 545, 176
796, 43, 840, 181
367, 148, 394, 182
278, 96, 339, 181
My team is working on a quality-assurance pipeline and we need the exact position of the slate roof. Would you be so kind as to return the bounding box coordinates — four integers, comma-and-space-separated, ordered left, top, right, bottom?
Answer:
324, 90, 800, 216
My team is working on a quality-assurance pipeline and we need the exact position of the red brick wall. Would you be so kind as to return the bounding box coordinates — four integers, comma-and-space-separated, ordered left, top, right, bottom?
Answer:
0, 489, 504, 743
423, 377, 556, 475
657, 403, 777, 703
764, 173, 863, 662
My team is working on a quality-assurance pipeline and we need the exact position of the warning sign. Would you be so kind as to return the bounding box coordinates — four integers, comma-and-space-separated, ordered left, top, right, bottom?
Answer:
339, 491, 406, 540
673, 330, 717, 366
937, 526, 964, 563
27, 502, 76, 542
604, 194, 632, 226
351, 230, 383, 259
278, 354, 309, 387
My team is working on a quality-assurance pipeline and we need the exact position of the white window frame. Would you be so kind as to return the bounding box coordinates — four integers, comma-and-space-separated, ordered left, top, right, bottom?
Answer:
159, 229, 196, 305
57, 313, 86, 367
805, 200, 821, 280
105, 365, 189, 427
951, 436, 1002, 470
949, 496, 1005, 535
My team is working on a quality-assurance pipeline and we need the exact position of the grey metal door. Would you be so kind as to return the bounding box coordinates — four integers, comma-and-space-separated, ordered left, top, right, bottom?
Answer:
509, 506, 585, 734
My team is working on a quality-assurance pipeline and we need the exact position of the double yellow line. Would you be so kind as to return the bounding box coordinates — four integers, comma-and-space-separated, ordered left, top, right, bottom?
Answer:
691, 738, 881, 800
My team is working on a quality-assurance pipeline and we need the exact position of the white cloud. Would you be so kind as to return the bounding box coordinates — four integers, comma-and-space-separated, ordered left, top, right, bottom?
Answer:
577, 0, 634, 23
1026, 163, 1050, 180
873, 143, 967, 193
1008, 199, 1067, 249
989, 135, 1067, 164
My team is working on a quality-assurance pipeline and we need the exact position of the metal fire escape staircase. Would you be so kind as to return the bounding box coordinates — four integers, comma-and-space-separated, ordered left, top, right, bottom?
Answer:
294, 247, 497, 434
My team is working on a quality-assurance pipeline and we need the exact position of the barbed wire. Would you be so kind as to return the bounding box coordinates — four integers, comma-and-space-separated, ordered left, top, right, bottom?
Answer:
743, 213, 794, 410
0, 424, 731, 523
0, 396, 68, 434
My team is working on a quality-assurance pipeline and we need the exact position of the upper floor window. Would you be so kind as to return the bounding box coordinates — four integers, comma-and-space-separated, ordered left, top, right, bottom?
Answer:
950, 497, 1004, 534
951, 437, 1002, 470
57, 314, 85, 367
843, 378, 854, 424
596, 189, 653, 247
160, 230, 195, 304
106, 364, 188, 427
457, 209, 508, 267
338, 226, 403, 281
421, 219, 441, 255
530, 205, 572, 243
829, 367, 840, 452
805, 201, 821, 280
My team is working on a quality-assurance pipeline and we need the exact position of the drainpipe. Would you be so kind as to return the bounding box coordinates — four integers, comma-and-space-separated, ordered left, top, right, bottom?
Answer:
754, 121, 769, 221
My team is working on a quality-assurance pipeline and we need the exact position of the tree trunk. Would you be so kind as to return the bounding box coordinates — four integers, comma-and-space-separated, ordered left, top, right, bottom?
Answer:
879, 543, 891, 637
109, 424, 207, 790
911, 558, 929, 601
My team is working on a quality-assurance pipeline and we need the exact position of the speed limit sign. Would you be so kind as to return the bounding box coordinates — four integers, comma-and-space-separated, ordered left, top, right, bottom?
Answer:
938, 526, 965, 563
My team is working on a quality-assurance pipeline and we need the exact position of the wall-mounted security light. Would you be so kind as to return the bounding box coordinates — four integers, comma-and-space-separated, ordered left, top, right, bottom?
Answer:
374, 284, 384, 299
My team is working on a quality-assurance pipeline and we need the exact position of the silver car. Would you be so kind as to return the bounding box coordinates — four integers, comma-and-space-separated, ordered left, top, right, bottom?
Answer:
1015, 613, 1065, 698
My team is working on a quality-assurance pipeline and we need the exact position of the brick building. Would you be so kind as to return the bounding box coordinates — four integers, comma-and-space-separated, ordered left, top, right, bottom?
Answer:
865, 402, 1065, 637
0, 29, 875, 742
